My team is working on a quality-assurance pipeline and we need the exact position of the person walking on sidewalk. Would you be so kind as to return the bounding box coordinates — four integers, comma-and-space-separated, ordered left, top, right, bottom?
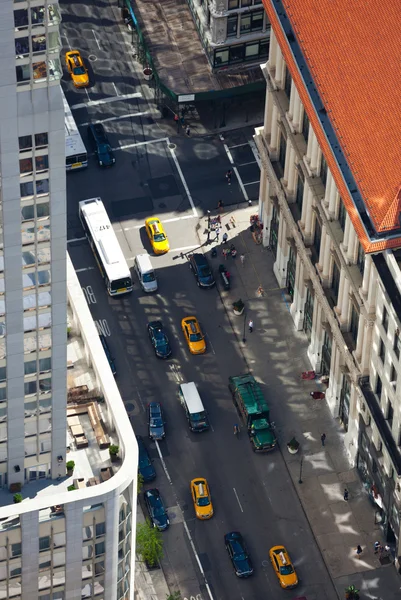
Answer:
374, 541, 380, 554
248, 319, 254, 333
240, 254, 245, 267
356, 545, 363, 559
344, 488, 349, 501
215, 226, 221, 242
174, 113, 180, 133
222, 232, 228, 244
226, 169, 232, 185
185, 125, 190, 137
321, 433, 326, 446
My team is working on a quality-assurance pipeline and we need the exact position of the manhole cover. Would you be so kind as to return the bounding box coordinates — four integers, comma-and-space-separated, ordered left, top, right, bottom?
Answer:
88, 54, 97, 62
261, 560, 269, 567
158, 202, 167, 209
168, 143, 176, 150
125, 402, 135, 412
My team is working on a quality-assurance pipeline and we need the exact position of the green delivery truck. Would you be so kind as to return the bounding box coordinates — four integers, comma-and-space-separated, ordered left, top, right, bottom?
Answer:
229, 373, 277, 453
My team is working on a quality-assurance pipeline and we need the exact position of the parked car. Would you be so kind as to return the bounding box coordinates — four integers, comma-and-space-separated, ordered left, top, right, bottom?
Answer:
87, 123, 115, 167
148, 402, 165, 440
144, 488, 169, 530
145, 217, 169, 254
99, 334, 116, 375
190, 477, 213, 520
65, 50, 89, 88
224, 531, 254, 578
269, 545, 298, 589
148, 321, 172, 358
188, 253, 215, 288
136, 435, 156, 482
181, 316, 206, 354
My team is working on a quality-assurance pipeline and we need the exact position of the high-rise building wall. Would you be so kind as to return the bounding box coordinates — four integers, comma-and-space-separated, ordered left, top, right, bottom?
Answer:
0, 0, 66, 488
256, 2, 401, 561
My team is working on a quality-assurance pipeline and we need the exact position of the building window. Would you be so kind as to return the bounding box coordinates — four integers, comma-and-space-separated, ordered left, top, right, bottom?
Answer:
296, 169, 304, 212
302, 109, 309, 142
214, 48, 229, 67
95, 542, 105, 557
229, 44, 244, 63
350, 304, 359, 344
39, 536, 50, 552
338, 199, 346, 232
11, 544, 21, 558
313, 219, 322, 257
227, 14, 238, 37
376, 375, 382, 400
250, 10, 264, 31
284, 66, 291, 99
379, 338, 385, 362
387, 400, 394, 428
245, 41, 259, 60
95, 522, 106, 537
278, 133, 287, 172
394, 332, 401, 360
19, 135, 32, 152
382, 306, 389, 332
357, 243, 365, 275
228, 0, 239, 7
331, 262, 340, 304
320, 155, 328, 187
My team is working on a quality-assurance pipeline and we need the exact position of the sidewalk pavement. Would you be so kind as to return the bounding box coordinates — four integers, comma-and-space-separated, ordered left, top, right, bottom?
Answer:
134, 503, 170, 600
197, 204, 401, 600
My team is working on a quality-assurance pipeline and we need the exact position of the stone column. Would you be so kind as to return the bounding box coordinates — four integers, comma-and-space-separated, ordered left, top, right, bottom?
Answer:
335, 268, 345, 315
287, 150, 297, 196
366, 265, 377, 312
275, 45, 284, 87
290, 254, 306, 330
273, 216, 288, 288
342, 214, 351, 251
317, 226, 326, 272
259, 167, 271, 247
306, 128, 314, 163
304, 187, 314, 238
288, 80, 296, 120
310, 134, 320, 172
340, 276, 350, 325
328, 177, 338, 217
283, 142, 292, 184
354, 313, 365, 362
308, 301, 323, 371
268, 30, 277, 71
263, 88, 273, 138
325, 343, 342, 417
292, 91, 302, 131
347, 226, 357, 263
322, 228, 332, 281
361, 318, 375, 372
269, 104, 279, 154
361, 255, 371, 297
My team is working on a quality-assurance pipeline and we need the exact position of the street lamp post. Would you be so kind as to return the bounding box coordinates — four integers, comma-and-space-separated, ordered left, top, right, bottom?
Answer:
298, 457, 303, 484
242, 310, 246, 344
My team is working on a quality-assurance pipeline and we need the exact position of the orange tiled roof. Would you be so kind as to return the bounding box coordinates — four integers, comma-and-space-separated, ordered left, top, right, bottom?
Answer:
262, 0, 401, 253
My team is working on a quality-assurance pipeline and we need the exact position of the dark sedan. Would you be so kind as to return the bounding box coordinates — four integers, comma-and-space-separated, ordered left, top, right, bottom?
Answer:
137, 436, 156, 482
147, 321, 172, 359
144, 488, 169, 531
148, 402, 165, 441
224, 531, 254, 578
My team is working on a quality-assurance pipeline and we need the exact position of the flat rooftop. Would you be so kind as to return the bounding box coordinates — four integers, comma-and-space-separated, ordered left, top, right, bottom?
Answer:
131, 0, 264, 96
263, 0, 401, 253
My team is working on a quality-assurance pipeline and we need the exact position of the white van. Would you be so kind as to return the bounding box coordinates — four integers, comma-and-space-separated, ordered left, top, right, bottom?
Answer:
179, 382, 209, 432
134, 254, 158, 292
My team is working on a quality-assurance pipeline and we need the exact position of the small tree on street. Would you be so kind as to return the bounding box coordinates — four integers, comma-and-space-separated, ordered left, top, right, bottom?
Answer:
137, 473, 144, 496
136, 519, 163, 567
166, 592, 181, 600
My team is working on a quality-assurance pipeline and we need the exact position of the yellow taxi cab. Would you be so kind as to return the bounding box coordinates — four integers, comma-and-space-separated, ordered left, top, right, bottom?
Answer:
181, 316, 206, 354
269, 546, 298, 589
145, 217, 169, 254
65, 50, 89, 88
190, 478, 213, 520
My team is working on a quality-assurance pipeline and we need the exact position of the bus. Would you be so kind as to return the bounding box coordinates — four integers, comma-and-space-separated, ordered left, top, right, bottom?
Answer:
79, 198, 133, 296
62, 88, 88, 171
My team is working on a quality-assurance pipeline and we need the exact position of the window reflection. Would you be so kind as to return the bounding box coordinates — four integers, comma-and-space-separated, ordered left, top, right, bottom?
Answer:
15, 37, 29, 57
31, 6, 45, 26
14, 9, 28, 29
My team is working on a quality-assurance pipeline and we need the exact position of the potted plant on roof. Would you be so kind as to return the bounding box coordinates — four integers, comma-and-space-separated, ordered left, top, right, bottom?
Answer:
66, 460, 75, 476
109, 445, 119, 463
287, 437, 300, 454
143, 66, 153, 81
345, 584, 360, 600
13, 493, 23, 504
233, 299, 245, 316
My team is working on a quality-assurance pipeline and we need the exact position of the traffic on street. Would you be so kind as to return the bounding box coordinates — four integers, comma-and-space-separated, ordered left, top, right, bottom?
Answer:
60, 0, 337, 598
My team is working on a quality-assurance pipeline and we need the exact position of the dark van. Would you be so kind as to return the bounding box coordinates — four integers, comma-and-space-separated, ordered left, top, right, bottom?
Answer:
188, 253, 215, 288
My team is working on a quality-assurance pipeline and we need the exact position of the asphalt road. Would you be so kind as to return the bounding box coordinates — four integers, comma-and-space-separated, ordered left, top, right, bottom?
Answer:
61, 1, 337, 599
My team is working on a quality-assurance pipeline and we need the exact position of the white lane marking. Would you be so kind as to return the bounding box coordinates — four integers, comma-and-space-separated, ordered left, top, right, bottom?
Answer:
183, 521, 215, 600
112, 82, 120, 97
75, 266, 95, 273
233, 487, 244, 513
63, 34, 71, 50
92, 29, 101, 49
237, 160, 257, 167
228, 142, 248, 149
85, 88, 90, 103
224, 144, 249, 202
248, 138, 262, 169
169, 245, 199, 253
155, 441, 172, 484
168, 141, 198, 218
122, 214, 196, 231
136, 387, 145, 412
112, 137, 168, 152
67, 236, 86, 243
70, 92, 142, 110
79, 111, 148, 128
206, 336, 215, 355
244, 180, 260, 186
